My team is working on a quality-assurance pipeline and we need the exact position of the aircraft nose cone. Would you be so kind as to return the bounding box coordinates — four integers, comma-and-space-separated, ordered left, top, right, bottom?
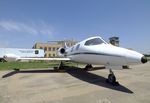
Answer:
141, 56, 147, 64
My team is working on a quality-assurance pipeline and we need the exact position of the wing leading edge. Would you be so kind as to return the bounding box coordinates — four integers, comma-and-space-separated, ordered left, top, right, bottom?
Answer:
18, 57, 70, 61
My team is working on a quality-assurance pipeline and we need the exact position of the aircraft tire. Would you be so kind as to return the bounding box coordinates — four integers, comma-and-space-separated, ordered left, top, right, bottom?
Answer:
108, 74, 116, 84
84, 64, 93, 70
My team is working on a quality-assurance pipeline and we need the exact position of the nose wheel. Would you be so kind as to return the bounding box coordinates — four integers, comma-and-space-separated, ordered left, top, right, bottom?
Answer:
106, 69, 119, 86
108, 74, 116, 83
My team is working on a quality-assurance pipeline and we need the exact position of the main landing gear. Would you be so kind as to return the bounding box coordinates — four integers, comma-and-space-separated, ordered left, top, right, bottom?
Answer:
54, 61, 65, 71
106, 69, 119, 86
84, 64, 93, 70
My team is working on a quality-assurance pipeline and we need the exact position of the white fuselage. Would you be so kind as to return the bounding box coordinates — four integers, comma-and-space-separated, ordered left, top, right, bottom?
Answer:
64, 36, 146, 66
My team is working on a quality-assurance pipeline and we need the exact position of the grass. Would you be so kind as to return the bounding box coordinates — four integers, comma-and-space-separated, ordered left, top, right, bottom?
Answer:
0, 61, 58, 70
147, 57, 150, 61
0, 61, 80, 70
145, 55, 150, 61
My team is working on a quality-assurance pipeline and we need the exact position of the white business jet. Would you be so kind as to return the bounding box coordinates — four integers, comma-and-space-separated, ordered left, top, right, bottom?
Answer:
3, 36, 147, 84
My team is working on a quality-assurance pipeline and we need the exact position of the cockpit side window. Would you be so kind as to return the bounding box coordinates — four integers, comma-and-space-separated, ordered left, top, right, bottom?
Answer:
84, 38, 104, 46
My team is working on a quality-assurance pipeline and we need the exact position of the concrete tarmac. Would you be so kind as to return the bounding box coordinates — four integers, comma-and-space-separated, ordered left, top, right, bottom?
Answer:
0, 62, 150, 103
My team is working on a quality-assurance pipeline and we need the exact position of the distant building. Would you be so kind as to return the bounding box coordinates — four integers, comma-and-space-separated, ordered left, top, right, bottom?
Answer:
33, 40, 77, 58
109, 37, 119, 46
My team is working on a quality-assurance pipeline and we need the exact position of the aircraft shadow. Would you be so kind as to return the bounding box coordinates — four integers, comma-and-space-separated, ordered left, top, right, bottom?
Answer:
2, 66, 105, 78
66, 67, 134, 94
2, 66, 133, 94
2, 68, 64, 78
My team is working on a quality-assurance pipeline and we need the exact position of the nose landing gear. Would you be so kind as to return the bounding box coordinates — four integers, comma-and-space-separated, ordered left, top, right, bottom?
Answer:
106, 69, 119, 86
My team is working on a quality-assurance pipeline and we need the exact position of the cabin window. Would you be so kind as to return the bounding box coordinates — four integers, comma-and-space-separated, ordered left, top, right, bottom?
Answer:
35, 50, 39, 54
84, 38, 104, 46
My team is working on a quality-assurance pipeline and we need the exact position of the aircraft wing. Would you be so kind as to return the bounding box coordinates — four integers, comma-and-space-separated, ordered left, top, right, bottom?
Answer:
18, 57, 70, 61
3, 55, 71, 62
2, 54, 70, 62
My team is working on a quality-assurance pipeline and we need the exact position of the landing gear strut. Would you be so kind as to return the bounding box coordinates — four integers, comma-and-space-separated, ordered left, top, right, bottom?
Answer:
54, 61, 65, 71
84, 64, 93, 70
106, 69, 119, 86
58, 61, 64, 69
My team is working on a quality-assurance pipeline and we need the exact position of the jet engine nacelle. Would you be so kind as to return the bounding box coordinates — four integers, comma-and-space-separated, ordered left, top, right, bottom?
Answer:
3, 54, 20, 62
57, 48, 66, 57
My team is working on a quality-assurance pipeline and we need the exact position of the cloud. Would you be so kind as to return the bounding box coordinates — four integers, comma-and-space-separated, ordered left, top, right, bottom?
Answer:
0, 20, 53, 36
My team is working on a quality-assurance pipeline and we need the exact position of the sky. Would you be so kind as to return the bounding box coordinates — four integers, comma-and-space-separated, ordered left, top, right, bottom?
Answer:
0, 0, 150, 54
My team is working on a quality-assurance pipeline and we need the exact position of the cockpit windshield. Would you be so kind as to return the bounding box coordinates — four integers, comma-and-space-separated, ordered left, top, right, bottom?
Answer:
84, 38, 106, 46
